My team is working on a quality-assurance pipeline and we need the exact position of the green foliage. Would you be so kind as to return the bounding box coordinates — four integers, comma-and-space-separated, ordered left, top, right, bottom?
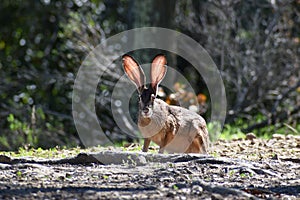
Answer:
0, 137, 9, 150
16, 171, 22, 178
254, 122, 300, 139
103, 175, 109, 179
6, 113, 38, 148
0, 0, 81, 150
0, 0, 299, 150
1, 106, 73, 150
219, 124, 246, 140
208, 121, 246, 141
219, 113, 300, 140
173, 185, 179, 190
2, 146, 85, 159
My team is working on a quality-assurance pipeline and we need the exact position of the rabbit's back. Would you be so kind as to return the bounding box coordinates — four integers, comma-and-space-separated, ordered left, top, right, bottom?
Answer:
164, 103, 209, 153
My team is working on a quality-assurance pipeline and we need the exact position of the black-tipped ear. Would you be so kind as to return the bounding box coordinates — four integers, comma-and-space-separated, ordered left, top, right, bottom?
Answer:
122, 55, 146, 93
150, 54, 167, 95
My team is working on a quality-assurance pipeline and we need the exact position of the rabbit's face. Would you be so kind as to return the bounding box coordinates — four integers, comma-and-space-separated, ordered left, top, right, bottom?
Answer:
122, 54, 167, 118
139, 87, 156, 118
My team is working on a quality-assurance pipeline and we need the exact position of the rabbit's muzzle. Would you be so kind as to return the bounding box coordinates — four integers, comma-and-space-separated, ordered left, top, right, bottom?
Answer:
139, 87, 156, 118
140, 105, 153, 118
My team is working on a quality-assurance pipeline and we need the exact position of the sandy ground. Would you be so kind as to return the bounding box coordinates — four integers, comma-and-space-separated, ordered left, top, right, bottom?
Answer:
0, 134, 299, 199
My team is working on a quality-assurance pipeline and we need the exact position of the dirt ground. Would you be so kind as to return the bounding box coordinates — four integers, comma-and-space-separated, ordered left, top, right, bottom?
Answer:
0, 134, 299, 199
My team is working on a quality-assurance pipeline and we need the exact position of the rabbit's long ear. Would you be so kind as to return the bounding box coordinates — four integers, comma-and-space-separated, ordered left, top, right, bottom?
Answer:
151, 54, 167, 95
122, 55, 145, 93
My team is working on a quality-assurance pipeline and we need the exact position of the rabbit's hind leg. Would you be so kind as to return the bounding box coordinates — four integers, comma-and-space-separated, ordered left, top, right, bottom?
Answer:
185, 137, 201, 153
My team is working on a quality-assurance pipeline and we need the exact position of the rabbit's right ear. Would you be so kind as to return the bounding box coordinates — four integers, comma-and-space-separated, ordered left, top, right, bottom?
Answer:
150, 54, 167, 95
122, 55, 145, 93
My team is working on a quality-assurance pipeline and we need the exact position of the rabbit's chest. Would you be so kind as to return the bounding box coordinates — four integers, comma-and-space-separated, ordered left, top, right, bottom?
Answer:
138, 117, 168, 146
138, 119, 165, 138
149, 130, 166, 146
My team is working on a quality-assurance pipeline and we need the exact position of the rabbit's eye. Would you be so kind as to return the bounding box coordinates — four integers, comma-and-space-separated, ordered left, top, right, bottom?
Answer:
151, 94, 156, 100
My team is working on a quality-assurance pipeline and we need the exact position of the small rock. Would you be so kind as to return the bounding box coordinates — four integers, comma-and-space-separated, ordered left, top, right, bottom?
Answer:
0, 155, 11, 164
232, 138, 243, 141
172, 183, 186, 189
0, 163, 11, 169
286, 134, 298, 140
84, 190, 96, 196
192, 185, 203, 194
179, 187, 191, 194
238, 144, 245, 151
123, 143, 138, 148
271, 154, 279, 160
211, 193, 223, 200
246, 132, 256, 140
281, 194, 297, 200
166, 191, 176, 197
272, 134, 285, 140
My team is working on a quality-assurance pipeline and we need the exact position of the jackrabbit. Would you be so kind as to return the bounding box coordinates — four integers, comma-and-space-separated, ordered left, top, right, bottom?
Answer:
122, 54, 209, 154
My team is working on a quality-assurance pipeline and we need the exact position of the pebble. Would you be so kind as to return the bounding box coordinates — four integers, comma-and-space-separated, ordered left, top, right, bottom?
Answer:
211, 193, 223, 200
192, 185, 203, 194
246, 133, 256, 140
272, 134, 285, 140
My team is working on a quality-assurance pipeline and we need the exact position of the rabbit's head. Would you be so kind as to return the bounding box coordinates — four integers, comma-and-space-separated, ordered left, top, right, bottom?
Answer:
122, 54, 167, 118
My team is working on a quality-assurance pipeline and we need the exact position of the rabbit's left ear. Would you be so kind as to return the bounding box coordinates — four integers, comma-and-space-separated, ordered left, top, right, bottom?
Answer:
122, 55, 145, 93
150, 54, 167, 95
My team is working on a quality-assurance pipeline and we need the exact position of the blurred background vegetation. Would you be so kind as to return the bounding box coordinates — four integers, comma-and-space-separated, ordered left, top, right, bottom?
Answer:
0, 0, 299, 150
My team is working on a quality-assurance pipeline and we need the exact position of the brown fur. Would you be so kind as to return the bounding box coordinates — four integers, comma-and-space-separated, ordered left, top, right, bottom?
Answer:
122, 54, 209, 154
138, 99, 209, 154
